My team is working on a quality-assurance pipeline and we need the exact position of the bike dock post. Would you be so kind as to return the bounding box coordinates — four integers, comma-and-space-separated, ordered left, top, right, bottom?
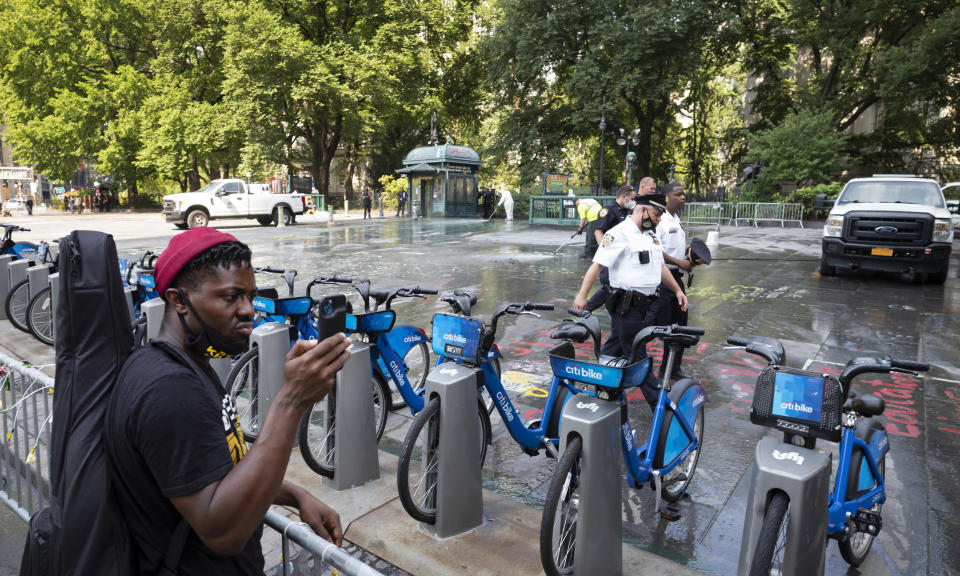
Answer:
141, 298, 166, 341
328, 342, 380, 490
246, 323, 289, 421
48, 272, 59, 343
559, 397, 623, 575
419, 364, 483, 538
27, 263, 50, 302
0, 254, 16, 319
737, 436, 832, 576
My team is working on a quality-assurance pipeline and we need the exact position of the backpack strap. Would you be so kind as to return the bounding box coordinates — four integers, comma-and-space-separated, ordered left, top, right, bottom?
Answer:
159, 519, 191, 576
149, 340, 225, 575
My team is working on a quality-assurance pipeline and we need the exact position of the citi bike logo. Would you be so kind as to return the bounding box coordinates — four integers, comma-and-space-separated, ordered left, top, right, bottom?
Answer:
692, 394, 705, 407
576, 401, 599, 413
403, 334, 422, 344
444, 332, 467, 344
565, 365, 604, 381
496, 391, 514, 422
772, 450, 805, 466
878, 434, 888, 452
389, 360, 405, 383
438, 367, 459, 376
780, 401, 814, 414
622, 423, 634, 451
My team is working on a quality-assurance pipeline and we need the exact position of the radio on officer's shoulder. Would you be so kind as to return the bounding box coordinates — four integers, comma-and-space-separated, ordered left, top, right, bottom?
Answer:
638, 250, 650, 264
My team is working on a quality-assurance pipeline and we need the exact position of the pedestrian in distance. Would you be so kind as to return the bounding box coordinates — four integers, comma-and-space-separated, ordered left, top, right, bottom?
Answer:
653, 182, 694, 380
25, 196, 33, 216
105, 227, 350, 575
68, 195, 76, 215
361, 187, 372, 219
481, 187, 495, 219
497, 187, 514, 220
396, 188, 408, 217
573, 194, 687, 410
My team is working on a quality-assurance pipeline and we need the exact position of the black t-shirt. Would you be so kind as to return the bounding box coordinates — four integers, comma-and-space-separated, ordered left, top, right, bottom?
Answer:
106, 344, 264, 576
594, 201, 629, 235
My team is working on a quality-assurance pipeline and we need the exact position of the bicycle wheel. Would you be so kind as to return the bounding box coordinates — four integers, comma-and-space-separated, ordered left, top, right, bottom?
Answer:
397, 396, 441, 522
391, 341, 430, 411
837, 455, 884, 566
749, 491, 790, 576
226, 348, 262, 443
396, 396, 492, 522
657, 407, 705, 502
26, 287, 54, 346
540, 435, 583, 576
298, 372, 389, 478
4, 279, 31, 333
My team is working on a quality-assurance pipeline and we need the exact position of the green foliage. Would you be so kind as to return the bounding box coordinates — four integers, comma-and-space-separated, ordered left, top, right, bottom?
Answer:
746, 108, 847, 190
782, 182, 845, 214
377, 175, 406, 210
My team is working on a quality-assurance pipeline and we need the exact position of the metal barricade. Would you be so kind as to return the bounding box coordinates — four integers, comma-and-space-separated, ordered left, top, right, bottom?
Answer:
265, 509, 386, 576
0, 350, 53, 522
733, 203, 805, 228
529, 195, 615, 226
681, 202, 736, 231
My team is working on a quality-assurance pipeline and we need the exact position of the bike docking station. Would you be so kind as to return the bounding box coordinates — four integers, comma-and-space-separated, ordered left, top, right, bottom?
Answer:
27, 261, 51, 303
0, 253, 16, 319
328, 340, 380, 490
418, 362, 484, 538
558, 396, 623, 575
141, 297, 165, 340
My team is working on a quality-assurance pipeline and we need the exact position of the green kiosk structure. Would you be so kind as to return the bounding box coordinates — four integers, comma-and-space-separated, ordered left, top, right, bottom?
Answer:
396, 144, 482, 218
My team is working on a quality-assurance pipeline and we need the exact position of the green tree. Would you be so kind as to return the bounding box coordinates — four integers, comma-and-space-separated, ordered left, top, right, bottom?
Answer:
746, 107, 847, 191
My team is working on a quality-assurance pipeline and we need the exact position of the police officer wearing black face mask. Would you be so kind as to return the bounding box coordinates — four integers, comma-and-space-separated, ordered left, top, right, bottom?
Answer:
573, 194, 688, 408
583, 185, 635, 346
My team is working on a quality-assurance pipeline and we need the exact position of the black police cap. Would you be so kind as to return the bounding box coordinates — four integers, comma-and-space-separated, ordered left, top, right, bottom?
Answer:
687, 237, 712, 265
636, 193, 667, 212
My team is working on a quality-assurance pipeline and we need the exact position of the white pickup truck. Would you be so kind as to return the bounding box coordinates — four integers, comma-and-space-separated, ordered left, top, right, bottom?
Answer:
162, 179, 306, 229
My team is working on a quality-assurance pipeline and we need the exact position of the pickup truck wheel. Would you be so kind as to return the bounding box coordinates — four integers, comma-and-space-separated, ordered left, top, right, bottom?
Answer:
928, 258, 949, 284
256, 216, 273, 226
186, 209, 209, 228
819, 254, 837, 276
274, 207, 293, 226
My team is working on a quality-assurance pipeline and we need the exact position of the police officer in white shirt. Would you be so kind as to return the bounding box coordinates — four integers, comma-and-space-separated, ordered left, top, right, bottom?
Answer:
573, 193, 688, 408
654, 182, 694, 379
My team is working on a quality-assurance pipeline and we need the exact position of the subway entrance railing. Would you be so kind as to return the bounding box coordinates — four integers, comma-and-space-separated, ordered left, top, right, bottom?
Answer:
0, 350, 385, 576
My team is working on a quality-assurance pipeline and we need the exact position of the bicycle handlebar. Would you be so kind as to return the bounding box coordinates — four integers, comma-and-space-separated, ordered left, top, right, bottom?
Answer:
256, 266, 285, 274
839, 356, 929, 390
628, 324, 705, 363
725, 336, 750, 346
306, 276, 353, 299
890, 358, 930, 372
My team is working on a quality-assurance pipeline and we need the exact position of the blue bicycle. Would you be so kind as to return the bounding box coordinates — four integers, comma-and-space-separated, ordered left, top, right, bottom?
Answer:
540, 322, 708, 576
397, 293, 594, 523
0, 224, 38, 260
726, 335, 929, 573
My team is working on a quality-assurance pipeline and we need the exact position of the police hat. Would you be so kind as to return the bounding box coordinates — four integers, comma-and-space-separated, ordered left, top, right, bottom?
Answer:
687, 237, 712, 265
636, 193, 667, 212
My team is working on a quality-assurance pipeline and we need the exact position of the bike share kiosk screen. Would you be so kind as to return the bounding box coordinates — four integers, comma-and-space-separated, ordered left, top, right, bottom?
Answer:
751, 366, 842, 442
432, 313, 483, 364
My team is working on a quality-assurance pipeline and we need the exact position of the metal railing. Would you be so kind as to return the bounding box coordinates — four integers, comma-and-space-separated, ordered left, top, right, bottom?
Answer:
681, 202, 736, 231
0, 352, 53, 523
733, 202, 805, 228
266, 509, 386, 576
529, 195, 615, 226
0, 350, 384, 576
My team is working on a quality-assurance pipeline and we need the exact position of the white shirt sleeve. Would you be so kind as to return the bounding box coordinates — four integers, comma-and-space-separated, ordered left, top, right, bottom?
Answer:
592, 230, 626, 268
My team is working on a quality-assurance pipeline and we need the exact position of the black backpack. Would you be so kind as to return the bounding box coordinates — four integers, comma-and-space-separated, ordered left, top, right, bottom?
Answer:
19, 231, 187, 576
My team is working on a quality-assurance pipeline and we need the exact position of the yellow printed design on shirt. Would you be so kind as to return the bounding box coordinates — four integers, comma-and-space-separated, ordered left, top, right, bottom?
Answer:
221, 395, 248, 465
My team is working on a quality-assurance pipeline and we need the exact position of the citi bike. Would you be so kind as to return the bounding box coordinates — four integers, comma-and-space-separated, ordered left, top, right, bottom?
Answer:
5, 238, 56, 335
22, 241, 61, 345
726, 334, 929, 575
397, 292, 585, 524
0, 224, 38, 259
540, 320, 708, 576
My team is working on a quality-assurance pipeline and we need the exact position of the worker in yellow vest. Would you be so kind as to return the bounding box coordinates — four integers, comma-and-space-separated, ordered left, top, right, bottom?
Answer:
575, 197, 603, 258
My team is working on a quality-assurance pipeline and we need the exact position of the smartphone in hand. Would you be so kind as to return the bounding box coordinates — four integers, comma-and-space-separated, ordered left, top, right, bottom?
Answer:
316, 294, 348, 341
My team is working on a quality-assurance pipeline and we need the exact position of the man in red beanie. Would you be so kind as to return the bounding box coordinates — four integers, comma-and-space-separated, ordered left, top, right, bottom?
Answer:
106, 227, 351, 575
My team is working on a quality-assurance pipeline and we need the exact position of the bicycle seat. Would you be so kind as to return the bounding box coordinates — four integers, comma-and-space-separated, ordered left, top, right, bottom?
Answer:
257, 287, 279, 299
550, 323, 590, 343
843, 393, 885, 417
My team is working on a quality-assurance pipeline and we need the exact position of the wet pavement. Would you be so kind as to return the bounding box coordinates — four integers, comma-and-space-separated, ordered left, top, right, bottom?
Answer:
6, 212, 957, 574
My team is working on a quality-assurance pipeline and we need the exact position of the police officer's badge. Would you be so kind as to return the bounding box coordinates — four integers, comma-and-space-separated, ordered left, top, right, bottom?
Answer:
650, 233, 661, 246
598, 208, 608, 218
601, 234, 614, 247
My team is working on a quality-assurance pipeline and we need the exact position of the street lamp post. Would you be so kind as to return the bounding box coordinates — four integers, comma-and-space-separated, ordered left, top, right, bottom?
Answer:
617, 128, 640, 187
598, 96, 607, 196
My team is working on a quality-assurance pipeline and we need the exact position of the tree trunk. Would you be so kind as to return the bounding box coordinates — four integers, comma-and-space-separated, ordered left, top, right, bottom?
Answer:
343, 143, 356, 204
187, 153, 201, 191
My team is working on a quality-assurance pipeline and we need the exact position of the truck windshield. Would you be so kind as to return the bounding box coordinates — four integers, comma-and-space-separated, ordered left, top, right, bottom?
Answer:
194, 181, 221, 195
838, 181, 945, 208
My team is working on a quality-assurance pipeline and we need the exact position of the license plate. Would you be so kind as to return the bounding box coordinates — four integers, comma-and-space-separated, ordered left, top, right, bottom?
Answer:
871, 247, 894, 256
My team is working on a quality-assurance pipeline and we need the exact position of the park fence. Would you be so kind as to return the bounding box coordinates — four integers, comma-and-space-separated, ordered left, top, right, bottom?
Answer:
0, 350, 384, 576
528, 197, 804, 229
